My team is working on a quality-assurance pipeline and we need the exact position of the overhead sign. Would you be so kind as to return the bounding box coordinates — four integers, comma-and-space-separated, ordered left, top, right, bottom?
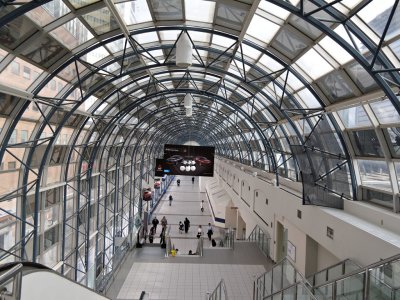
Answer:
154, 144, 215, 177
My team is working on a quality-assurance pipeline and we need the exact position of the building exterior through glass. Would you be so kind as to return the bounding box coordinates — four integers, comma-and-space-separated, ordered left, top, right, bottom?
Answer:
0, 0, 399, 291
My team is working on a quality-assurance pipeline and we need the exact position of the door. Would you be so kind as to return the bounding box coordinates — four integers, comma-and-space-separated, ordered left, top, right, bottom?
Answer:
275, 221, 287, 262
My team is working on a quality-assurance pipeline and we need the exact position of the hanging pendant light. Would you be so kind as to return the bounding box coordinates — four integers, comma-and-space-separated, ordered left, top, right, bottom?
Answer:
184, 93, 193, 108
176, 31, 192, 68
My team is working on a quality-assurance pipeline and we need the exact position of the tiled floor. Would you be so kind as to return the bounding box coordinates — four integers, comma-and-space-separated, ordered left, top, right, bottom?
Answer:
117, 262, 265, 300
109, 177, 271, 300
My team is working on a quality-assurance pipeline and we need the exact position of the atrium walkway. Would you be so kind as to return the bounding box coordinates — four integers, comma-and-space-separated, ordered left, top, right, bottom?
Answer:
107, 177, 272, 300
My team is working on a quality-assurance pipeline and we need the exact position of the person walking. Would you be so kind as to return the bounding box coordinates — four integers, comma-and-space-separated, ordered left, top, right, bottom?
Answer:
192, 176, 195, 184
207, 223, 213, 241
169, 194, 173, 206
200, 200, 204, 212
184, 217, 190, 233
196, 225, 203, 239
152, 216, 159, 233
161, 216, 168, 229
177, 179, 180, 186
178, 221, 184, 234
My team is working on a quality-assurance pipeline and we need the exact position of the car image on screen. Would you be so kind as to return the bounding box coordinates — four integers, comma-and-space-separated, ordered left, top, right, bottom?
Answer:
195, 156, 211, 166
166, 155, 183, 165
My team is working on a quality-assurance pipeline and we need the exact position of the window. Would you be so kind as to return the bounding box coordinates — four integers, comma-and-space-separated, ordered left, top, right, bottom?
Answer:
20, 130, 28, 143
0, 163, 4, 171
32, 71, 39, 81
8, 161, 16, 170
50, 80, 56, 91
58, 82, 63, 92
23, 66, 31, 79
11, 61, 20, 75
44, 225, 59, 250
9, 129, 17, 144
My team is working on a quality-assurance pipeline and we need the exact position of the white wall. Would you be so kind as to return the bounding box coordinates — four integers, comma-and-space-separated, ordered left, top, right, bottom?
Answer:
22, 270, 109, 300
212, 159, 400, 275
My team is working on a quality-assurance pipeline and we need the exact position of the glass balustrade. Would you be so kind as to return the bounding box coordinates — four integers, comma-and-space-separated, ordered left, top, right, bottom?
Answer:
312, 254, 400, 300
248, 225, 271, 258
208, 279, 228, 300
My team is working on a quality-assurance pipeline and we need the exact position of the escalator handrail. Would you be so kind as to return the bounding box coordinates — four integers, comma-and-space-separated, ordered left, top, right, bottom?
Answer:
0, 261, 112, 299
0, 261, 51, 275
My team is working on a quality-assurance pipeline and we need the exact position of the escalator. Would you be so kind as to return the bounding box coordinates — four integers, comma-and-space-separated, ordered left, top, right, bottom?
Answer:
0, 262, 110, 300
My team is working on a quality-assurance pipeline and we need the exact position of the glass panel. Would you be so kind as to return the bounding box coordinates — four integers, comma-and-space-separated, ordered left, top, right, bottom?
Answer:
337, 105, 371, 128
27, 0, 70, 27
314, 283, 333, 299
0, 13, 37, 50
317, 70, 356, 103
82, 7, 119, 35
319, 36, 353, 65
271, 26, 310, 60
363, 187, 393, 208
358, 160, 391, 192
295, 48, 334, 80
345, 61, 379, 93
370, 99, 400, 124
185, 0, 215, 23
246, 14, 280, 45
20, 35, 69, 68
272, 262, 283, 293
336, 273, 365, 299
50, 18, 93, 49
349, 130, 384, 157
116, 0, 152, 25
68, 0, 101, 9
383, 127, 400, 158
149, 0, 183, 21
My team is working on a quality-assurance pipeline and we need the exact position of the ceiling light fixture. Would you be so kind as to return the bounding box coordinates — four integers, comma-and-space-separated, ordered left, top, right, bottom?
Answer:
176, 31, 192, 68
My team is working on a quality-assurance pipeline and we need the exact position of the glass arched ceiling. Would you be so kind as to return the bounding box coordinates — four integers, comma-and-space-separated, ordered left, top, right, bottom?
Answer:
0, 0, 399, 274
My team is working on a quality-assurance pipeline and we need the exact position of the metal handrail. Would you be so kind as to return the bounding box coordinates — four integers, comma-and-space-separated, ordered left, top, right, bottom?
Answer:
254, 257, 313, 300
208, 278, 228, 300
0, 263, 23, 300
247, 225, 271, 258
261, 280, 317, 300
306, 258, 361, 286
313, 253, 400, 290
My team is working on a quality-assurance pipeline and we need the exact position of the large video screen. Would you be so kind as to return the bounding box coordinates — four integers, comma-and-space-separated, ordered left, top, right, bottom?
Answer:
154, 144, 215, 177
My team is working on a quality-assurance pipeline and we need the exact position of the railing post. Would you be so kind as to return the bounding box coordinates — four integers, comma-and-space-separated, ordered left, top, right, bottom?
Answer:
253, 279, 256, 300
364, 269, 370, 300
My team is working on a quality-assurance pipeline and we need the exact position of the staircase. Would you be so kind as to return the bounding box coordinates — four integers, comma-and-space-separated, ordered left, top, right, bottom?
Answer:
253, 254, 400, 300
